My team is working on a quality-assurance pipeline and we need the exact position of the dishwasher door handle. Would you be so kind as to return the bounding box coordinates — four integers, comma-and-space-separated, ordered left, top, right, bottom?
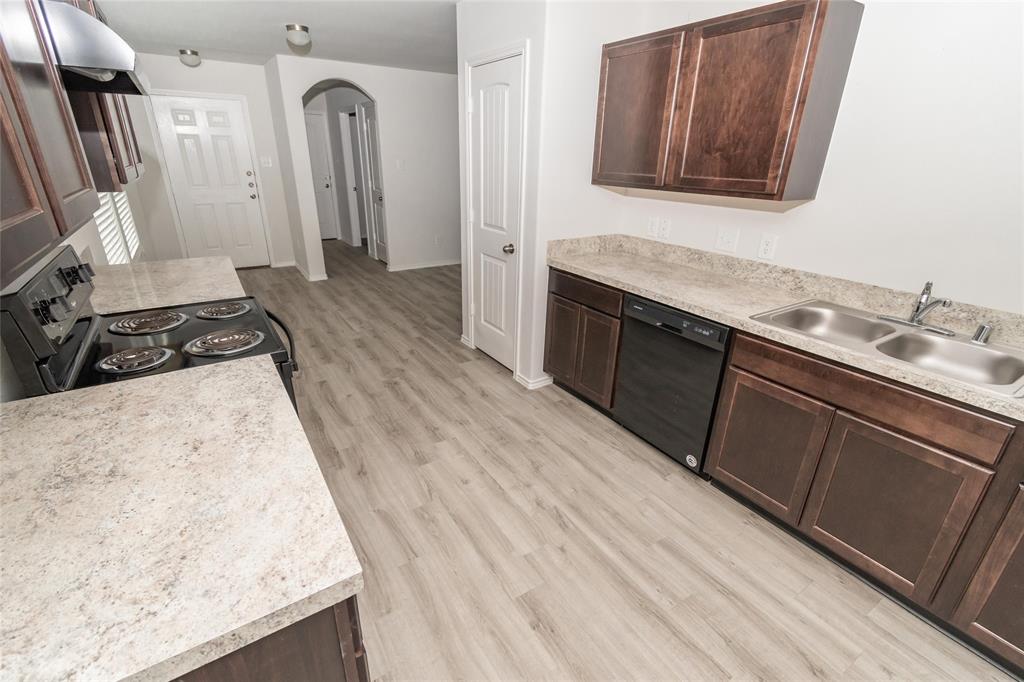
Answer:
654, 321, 685, 336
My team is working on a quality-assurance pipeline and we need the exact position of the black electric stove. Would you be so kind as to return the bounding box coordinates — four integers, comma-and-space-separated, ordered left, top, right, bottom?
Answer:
1, 247, 297, 408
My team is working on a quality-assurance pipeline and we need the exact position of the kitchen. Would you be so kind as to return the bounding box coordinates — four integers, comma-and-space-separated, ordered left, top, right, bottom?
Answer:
1, 0, 1022, 680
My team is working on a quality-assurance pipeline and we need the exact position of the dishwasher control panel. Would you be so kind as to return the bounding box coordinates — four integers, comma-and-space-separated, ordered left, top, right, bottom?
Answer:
624, 295, 728, 351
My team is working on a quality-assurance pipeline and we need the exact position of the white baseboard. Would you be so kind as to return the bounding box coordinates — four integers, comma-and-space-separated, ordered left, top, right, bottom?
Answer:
294, 261, 327, 282
388, 258, 462, 272
460, 335, 475, 349
515, 373, 553, 390
270, 260, 295, 268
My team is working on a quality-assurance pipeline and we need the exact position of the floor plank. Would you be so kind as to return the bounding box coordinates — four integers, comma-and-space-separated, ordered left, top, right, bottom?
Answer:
239, 241, 1009, 681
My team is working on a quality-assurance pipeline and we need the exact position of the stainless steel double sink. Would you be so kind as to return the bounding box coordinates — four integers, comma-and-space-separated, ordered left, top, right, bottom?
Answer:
752, 300, 1024, 397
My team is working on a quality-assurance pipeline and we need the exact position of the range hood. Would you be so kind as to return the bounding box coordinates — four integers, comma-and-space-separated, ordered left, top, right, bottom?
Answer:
39, 0, 147, 96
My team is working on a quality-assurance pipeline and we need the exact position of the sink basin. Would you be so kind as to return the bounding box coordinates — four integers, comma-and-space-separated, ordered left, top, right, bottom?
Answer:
768, 305, 897, 344
876, 334, 1024, 388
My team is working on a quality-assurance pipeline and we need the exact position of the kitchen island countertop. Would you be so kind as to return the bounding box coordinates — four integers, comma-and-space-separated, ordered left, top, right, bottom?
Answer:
0, 355, 362, 681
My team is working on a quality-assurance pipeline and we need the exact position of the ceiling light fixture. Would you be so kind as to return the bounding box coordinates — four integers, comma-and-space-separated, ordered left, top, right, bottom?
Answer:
178, 49, 201, 67
285, 24, 311, 47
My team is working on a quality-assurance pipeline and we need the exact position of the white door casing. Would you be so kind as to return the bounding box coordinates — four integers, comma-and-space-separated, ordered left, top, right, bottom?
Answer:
356, 101, 387, 263
151, 95, 270, 268
304, 111, 341, 241
338, 111, 362, 247
469, 54, 524, 371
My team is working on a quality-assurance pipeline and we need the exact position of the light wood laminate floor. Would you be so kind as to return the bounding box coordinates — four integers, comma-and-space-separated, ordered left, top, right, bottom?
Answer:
239, 241, 1009, 681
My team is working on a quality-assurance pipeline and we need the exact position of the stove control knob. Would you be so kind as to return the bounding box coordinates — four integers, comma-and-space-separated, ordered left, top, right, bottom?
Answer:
59, 266, 81, 285
77, 263, 95, 283
47, 295, 71, 322
33, 299, 53, 325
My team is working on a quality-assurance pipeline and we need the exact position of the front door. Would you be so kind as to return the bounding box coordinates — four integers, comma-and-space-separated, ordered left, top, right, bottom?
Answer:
304, 110, 340, 240
152, 95, 270, 268
470, 54, 524, 370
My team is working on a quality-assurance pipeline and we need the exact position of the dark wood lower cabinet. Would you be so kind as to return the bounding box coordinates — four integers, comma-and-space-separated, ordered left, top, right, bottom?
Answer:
705, 367, 834, 525
800, 413, 994, 603
953, 484, 1024, 669
178, 596, 369, 682
572, 307, 620, 408
543, 270, 624, 410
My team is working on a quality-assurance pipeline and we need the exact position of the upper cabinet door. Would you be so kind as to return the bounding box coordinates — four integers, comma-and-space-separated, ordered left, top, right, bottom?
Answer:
665, 0, 819, 196
592, 31, 683, 187
1, 0, 98, 234
0, 58, 62, 286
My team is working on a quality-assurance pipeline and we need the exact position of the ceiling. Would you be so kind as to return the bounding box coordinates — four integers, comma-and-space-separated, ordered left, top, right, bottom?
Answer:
100, 1, 458, 74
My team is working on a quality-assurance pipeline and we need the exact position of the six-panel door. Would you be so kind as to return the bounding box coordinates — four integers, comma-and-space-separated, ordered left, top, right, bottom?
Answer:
665, 0, 818, 195
953, 483, 1024, 668
800, 412, 994, 604
592, 32, 683, 187
705, 368, 834, 525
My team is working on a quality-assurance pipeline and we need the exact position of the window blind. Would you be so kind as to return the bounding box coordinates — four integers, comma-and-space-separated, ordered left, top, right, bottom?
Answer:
94, 192, 129, 265
113, 192, 140, 258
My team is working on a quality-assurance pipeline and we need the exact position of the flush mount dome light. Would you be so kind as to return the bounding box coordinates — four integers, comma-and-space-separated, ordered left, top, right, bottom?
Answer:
285, 24, 311, 47
178, 49, 201, 67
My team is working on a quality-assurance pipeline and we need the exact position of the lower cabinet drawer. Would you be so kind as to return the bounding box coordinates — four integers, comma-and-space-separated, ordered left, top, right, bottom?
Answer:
799, 412, 994, 604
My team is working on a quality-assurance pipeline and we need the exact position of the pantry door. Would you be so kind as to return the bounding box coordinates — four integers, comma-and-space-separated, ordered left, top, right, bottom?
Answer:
469, 53, 524, 371
152, 95, 270, 267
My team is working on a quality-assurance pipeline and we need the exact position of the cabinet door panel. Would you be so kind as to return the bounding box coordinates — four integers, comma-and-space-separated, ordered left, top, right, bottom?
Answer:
543, 294, 581, 386
592, 32, 682, 187
801, 412, 993, 604
706, 368, 834, 524
573, 307, 621, 409
666, 0, 817, 195
953, 484, 1024, 668
1, 0, 98, 233
1, 65, 61, 285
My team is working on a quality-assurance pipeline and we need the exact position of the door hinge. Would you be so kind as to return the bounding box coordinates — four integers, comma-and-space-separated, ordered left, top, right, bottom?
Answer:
466, 97, 473, 115
468, 207, 475, 223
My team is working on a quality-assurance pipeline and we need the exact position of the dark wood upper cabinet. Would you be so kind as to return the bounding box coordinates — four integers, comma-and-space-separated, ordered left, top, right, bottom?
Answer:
705, 367, 834, 525
0, 0, 98, 236
1, 57, 63, 286
64, 0, 144, 191
800, 412, 994, 604
592, 0, 863, 201
592, 32, 682, 187
953, 483, 1024, 669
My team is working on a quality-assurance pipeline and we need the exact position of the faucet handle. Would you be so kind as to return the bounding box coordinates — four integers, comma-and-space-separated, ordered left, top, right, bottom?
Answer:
971, 324, 993, 345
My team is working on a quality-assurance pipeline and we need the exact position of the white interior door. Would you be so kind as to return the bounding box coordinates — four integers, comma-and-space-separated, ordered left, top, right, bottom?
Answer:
304, 111, 341, 240
356, 101, 387, 263
470, 54, 523, 371
348, 114, 369, 243
338, 112, 362, 247
152, 95, 270, 268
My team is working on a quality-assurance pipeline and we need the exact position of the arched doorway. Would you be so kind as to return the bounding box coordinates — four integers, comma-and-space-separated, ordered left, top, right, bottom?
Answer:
301, 79, 387, 267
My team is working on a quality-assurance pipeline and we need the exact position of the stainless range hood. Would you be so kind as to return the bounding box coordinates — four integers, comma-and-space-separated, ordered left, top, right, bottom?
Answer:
39, 0, 147, 96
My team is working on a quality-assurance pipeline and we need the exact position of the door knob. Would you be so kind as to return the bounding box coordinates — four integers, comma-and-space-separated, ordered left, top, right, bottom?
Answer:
250, 194, 257, 199
502, 243, 515, 254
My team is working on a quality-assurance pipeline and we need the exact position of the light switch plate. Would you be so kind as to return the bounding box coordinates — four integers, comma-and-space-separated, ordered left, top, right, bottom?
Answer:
657, 217, 671, 240
715, 226, 740, 253
758, 234, 779, 260
260, 156, 273, 168
647, 217, 659, 237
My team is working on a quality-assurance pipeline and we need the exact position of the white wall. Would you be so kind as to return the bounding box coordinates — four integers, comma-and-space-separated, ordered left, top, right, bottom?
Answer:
458, 0, 1024, 385
128, 53, 295, 266
266, 54, 461, 278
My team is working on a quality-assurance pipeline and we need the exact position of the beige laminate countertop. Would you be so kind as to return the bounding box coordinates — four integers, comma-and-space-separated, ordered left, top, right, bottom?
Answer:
0, 356, 362, 681
90, 257, 246, 315
548, 237, 1024, 422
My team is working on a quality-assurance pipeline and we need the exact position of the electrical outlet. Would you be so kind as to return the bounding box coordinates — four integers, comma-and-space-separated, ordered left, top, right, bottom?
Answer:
647, 217, 659, 237
715, 226, 740, 253
757, 234, 779, 260
657, 217, 672, 240
260, 156, 273, 168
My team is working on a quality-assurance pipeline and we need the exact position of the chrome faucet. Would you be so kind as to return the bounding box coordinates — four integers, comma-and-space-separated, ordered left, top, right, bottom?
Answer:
878, 281, 955, 336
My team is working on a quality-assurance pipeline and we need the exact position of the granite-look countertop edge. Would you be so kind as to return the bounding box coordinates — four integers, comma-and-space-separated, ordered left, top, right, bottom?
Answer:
90, 257, 246, 315
547, 251, 1024, 422
1, 356, 362, 681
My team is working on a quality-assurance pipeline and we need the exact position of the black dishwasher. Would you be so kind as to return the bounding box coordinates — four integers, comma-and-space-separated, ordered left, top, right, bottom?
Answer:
612, 294, 730, 475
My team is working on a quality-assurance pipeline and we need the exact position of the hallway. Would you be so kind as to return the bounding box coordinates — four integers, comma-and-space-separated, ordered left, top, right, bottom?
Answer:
237, 241, 1008, 681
